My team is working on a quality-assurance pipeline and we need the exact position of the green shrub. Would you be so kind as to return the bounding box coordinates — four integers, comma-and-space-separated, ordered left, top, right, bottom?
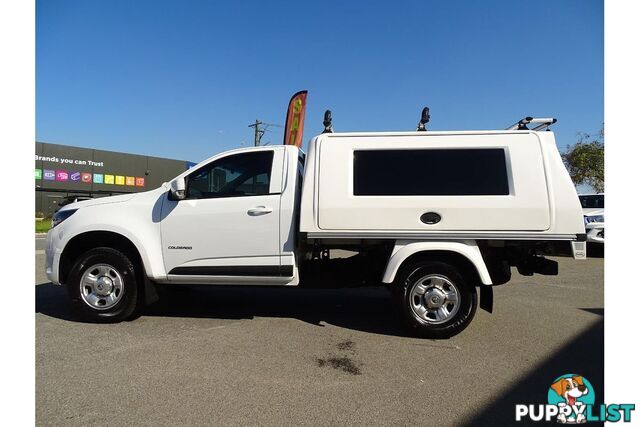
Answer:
36, 218, 52, 233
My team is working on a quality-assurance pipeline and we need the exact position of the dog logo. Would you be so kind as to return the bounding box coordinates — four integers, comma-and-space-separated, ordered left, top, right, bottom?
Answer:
548, 374, 595, 424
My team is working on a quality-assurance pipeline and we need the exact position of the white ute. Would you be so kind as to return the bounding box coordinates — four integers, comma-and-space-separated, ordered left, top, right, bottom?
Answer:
579, 193, 605, 244
45, 114, 586, 338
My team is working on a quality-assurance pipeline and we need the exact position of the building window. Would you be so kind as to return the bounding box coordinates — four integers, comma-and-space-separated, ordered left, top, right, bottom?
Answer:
353, 148, 509, 196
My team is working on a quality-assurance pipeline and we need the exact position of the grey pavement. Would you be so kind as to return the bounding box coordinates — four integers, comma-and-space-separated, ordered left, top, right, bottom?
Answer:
36, 236, 46, 253
36, 244, 604, 426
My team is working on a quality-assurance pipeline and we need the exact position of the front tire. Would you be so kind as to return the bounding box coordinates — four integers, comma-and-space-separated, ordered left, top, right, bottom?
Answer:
392, 260, 477, 338
67, 247, 139, 322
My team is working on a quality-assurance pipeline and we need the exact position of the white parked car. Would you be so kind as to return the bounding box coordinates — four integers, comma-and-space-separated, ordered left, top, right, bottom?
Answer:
45, 115, 585, 338
579, 193, 604, 244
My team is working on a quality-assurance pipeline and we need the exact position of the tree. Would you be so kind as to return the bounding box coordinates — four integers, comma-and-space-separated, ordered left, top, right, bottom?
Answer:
562, 127, 604, 193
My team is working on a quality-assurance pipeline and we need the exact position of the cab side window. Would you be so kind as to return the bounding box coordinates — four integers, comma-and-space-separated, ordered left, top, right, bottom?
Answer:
186, 151, 274, 199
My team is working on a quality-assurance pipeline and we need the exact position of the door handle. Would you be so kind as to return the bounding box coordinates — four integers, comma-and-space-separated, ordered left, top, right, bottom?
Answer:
247, 206, 273, 216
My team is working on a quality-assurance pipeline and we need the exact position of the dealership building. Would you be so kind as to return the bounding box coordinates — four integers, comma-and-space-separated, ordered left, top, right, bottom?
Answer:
36, 142, 194, 216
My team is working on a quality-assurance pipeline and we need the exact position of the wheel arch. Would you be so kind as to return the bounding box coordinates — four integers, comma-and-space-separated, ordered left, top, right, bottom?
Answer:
59, 230, 145, 285
382, 240, 493, 285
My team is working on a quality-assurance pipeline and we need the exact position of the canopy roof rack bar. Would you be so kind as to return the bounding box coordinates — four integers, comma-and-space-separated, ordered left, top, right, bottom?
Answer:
507, 117, 557, 131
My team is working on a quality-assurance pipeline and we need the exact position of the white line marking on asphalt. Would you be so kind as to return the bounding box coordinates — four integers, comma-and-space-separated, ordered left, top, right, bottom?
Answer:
205, 325, 229, 330
412, 343, 461, 350
534, 283, 592, 290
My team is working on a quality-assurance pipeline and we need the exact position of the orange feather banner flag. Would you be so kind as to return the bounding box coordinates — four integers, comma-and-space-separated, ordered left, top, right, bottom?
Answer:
283, 90, 308, 147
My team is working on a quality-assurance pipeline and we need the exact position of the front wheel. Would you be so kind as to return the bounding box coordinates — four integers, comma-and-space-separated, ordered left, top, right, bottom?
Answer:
67, 247, 140, 322
392, 260, 477, 338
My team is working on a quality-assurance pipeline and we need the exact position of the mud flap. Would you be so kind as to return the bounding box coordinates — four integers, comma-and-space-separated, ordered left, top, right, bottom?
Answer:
143, 277, 159, 305
480, 286, 493, 313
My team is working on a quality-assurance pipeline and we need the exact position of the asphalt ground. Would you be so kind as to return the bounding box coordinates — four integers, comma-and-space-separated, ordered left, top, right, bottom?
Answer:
35, 237, 604, 426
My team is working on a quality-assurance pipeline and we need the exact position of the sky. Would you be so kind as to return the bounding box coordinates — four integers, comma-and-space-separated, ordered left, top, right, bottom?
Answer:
36, 0, 603, 165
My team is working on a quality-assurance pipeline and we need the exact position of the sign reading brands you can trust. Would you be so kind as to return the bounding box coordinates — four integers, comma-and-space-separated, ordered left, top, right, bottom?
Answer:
36, 155, 145, 187
35, 155, 105, 167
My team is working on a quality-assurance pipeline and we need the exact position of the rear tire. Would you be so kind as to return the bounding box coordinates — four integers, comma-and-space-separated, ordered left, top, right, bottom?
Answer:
67, 247, 139, 322
392, 260, 477, 338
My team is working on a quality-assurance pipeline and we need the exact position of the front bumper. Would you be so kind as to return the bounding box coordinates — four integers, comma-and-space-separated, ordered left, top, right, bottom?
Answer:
45, 228, 63, 285
585, 222, 604, 244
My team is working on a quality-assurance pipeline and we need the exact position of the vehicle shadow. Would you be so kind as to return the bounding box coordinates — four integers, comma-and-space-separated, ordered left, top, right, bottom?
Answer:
587, 243, 604, 258
36, 282, 411, 337
35, 282, 83, 322
461, 318, 605, 427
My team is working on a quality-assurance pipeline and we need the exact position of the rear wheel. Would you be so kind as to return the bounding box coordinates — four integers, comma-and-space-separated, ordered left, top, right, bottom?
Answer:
392, 260, 477, 338
67, 247, 139, 322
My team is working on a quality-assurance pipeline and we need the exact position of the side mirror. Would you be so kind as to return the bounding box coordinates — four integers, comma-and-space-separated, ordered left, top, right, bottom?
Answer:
169, 178, 186, 201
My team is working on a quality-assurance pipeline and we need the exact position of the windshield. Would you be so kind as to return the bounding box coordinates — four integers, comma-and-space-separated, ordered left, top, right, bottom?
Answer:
579, 194, 604, 209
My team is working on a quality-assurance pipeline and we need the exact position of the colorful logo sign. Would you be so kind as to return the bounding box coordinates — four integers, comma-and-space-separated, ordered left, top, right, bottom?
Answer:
56, 170, 68, 181
516, 374, 635, 423
36, 167, 147, 188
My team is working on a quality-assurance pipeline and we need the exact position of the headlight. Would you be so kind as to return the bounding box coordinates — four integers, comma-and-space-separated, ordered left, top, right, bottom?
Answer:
584, 214, 604, 224
52, 209, 78, 228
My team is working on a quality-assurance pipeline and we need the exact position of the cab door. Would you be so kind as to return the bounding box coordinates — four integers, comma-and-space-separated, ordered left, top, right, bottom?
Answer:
160, 148, 286, 283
